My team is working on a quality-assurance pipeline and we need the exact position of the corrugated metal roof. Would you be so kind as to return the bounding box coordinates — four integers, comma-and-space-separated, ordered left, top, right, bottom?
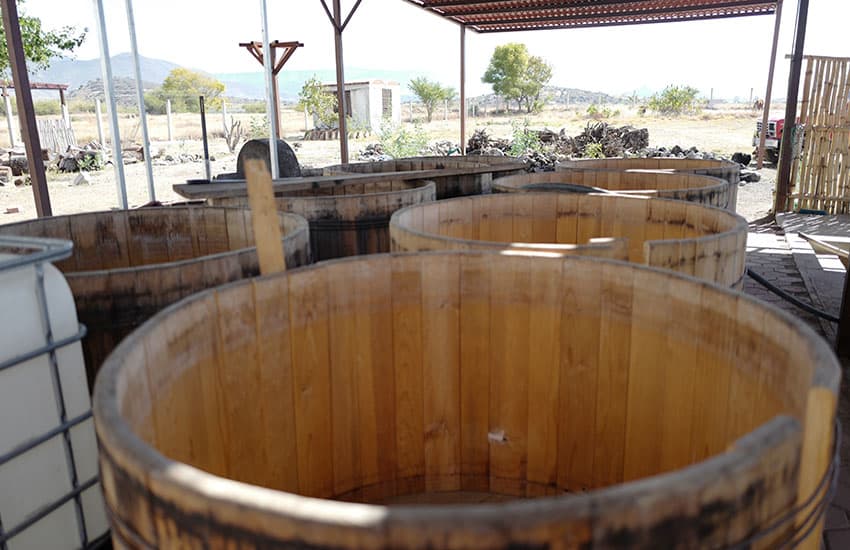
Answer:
404, 0, 777, 32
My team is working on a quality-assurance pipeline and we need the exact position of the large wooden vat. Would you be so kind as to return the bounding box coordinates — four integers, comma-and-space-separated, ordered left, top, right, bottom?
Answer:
212, 179, 436, 261
321, 156, 527, 198
557, 157, 741, 210
493, 170, 732, 209
390, 193, 748, 287
94, 251, 839, 549
0, 206, 310, 389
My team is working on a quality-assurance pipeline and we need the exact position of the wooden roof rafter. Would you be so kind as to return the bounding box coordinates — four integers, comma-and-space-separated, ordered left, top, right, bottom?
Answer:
404, 0, 778, 32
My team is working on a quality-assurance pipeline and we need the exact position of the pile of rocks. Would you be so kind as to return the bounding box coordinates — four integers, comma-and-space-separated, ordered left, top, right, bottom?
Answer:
57, 142, 105, 173
357, 143, 391, 162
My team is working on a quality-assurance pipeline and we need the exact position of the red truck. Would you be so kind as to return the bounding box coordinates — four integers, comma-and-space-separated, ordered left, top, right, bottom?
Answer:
753, 117, 803, 165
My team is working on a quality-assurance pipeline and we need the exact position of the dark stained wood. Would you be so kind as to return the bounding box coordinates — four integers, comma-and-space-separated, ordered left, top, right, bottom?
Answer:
0, 206, 310, 390
0, 0, 51, 216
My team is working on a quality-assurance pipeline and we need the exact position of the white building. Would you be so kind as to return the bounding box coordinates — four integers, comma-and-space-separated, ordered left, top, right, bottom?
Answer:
321, 80, 401, 131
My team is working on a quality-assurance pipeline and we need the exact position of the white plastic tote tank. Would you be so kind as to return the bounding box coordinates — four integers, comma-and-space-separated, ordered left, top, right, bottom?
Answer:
0, 236, 108, 549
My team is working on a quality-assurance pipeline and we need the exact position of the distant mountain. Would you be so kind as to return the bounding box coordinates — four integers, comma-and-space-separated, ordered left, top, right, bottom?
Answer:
68, 77, 158, 107
216, 68, 445, 101
30, 53, 183, 91
470, 86, 625, 107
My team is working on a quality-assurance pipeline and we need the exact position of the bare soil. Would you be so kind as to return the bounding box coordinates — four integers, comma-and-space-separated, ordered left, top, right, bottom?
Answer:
0, 105, 775, 224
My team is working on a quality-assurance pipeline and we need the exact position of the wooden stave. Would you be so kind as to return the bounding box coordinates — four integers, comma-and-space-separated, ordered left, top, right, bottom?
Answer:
93, 251, 840, 549
213, 179, 437, 261
389, 193, 748, 287
556, 158, 741, 211
0, 206, 310, 389
494, 170, 732, 210
321, 156, 527, 199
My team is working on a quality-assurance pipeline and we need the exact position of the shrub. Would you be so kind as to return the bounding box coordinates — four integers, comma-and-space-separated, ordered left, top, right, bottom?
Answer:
585, 104, 620, 119
247, 116, 270, 140
378, 120, 428, 159
33, 100, 61, 116
242, 101, 266, 114
647, 85, 703, 116
509, 119, 542, 156
583, 142, 604, 158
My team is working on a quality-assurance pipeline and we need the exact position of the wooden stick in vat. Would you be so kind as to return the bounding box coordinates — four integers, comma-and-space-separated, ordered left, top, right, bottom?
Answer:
244, 158, 287, 274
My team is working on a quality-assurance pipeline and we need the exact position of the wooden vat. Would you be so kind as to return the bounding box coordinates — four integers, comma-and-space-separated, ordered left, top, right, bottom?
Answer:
321, 155, 526, 198
557, 157, 741, 210
0, 206, 310, 389
94, 251, 840, 549
493, 170, 732, 209
213, 179, 436, 261
390, 193, 748, 287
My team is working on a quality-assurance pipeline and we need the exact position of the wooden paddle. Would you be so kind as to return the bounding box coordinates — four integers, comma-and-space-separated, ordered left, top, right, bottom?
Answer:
244, 158, 287, 275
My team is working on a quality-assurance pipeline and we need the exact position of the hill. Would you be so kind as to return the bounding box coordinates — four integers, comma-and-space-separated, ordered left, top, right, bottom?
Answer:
31, 53, 183, 90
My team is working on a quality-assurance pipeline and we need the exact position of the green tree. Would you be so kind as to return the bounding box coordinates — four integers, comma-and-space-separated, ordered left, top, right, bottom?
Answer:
297, 75, 336, 127
408, 76, 455, 123
146, 68, 225, 113
0, 1, 86, 73
482, 43, 552, 113
647, 85, 703, 116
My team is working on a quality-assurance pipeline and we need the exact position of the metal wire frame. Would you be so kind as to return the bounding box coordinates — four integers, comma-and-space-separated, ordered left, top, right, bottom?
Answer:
0, 236, 101, 549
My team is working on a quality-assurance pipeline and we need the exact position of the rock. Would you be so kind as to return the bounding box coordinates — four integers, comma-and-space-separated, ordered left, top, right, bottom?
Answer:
740, 170, 761, 183
0, 166, 11, 186
8, 156, 28, 176
670, 145, 683, 155
58, 157, 78, 172
72, 172, 91, 186
731, 152, 752, 166
236, 138, 302, 178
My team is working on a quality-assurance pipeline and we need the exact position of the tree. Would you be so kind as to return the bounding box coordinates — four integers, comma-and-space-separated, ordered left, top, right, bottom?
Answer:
482, 43, 552, 113
647, 85, 703, 116
297, 75, 336, 128
0, 0, 86, 73
408, 76, 455, 123
146, 68, 225, 113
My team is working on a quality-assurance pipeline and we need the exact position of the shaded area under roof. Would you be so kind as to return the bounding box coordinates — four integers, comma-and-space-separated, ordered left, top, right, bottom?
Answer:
403, 0, 778, 32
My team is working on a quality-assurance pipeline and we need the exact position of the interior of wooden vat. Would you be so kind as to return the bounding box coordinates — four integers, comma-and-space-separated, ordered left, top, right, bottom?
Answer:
112, 253, 815, 505
0, 207, 304, 273
496, 170, 726, 194
391, 193, 743, 266
558, 158, 738, 171
322, 156, 522, 175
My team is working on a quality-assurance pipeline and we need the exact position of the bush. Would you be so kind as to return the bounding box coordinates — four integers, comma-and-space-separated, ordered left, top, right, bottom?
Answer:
647, 85, 703, 116
509, 119, 542, 156
247, 116, 269, 140
585, 104, 620, 119
67, 99, 95, 114
144, 92, 166, 115
583, 142, 604, 158
378, 120, 428, 159
33, 100, 61, 116
242, 101, 266, 114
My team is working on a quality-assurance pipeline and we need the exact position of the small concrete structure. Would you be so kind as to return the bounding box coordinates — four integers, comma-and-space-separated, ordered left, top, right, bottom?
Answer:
322, 80, 400, 131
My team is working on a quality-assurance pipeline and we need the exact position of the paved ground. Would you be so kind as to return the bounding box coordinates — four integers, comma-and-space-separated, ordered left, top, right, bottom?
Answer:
742, 216, 850, 549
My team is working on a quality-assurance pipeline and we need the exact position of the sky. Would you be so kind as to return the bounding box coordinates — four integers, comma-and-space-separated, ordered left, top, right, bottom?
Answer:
22, 0, 850, 100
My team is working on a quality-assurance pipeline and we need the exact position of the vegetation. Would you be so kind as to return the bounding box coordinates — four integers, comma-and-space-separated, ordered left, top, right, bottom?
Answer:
408, 76, 455, 123
32, 99, 60, 116
378, 119, 428, 159
585, 104, 620, 119
509, 119, 542, 156
297, 75, 336, 128
583, 142, 604, 158
144, 68, 225, 114
647, 85, 703, 116
0, 1, 86, 73
242, 101, 267, 114
482, 43, 552, 114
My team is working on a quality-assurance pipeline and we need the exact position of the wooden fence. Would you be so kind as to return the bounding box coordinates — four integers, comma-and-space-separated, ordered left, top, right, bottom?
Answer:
791, 55, 850, 213
37, 118, 76, 154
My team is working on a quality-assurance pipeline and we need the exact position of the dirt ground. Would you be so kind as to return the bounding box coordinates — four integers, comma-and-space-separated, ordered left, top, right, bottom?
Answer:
0, 105, 775, 224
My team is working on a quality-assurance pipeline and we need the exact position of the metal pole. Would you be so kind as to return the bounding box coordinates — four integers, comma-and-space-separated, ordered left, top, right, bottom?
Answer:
125, 0, 156, 202
775, 0, 809, 214
757, 0, 784, 169
1, 0, 51, 216
459, 24, 466, 154
92, 0, 128, 209
332, 0, 349, 163
166, 99, 173, 141
3, 88, 16, 148
259, 0, 279, 179
200, 96, 211, 181
271, 48, 282, 139
95, 98, 105, 147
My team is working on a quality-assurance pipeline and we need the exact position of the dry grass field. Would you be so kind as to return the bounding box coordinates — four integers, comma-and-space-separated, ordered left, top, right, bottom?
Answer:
0, 104, 775, 224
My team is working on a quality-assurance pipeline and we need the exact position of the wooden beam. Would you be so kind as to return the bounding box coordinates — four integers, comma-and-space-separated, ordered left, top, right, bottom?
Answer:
459, 24, 466, 154
332, 0, 349, 163
757, 0, 783, 169
240, 40, 303, 140
774, 0, 808, 214
0, 0, 51, 216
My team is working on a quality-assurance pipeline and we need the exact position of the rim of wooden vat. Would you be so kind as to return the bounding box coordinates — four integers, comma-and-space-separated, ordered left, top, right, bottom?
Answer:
93, 251, 840, 548
389, 193, 748, 286
0, 206, 311, 277
321, 155, 527, 174
211, 178, 437, 208
492, 170, 730, 204
557, 157, 741, 174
